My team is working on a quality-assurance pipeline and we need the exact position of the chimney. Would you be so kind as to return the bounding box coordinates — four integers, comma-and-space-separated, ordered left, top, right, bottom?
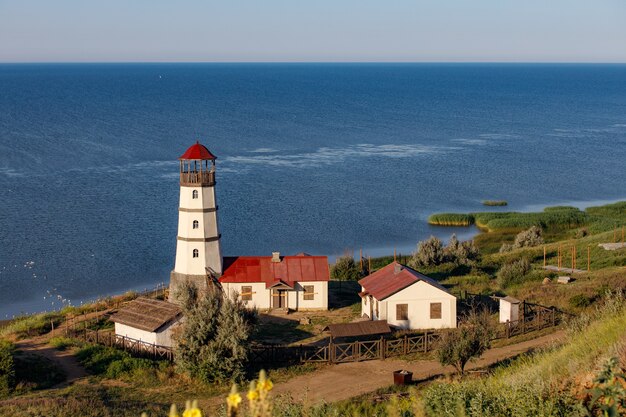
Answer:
271, 252, 281, 263
394, 263, 403, 274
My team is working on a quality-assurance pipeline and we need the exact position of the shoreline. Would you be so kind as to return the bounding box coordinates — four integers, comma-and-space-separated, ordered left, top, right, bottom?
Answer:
4, 197, 625, 319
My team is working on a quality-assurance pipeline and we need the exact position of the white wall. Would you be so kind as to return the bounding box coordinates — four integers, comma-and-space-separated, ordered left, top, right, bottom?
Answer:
115, 323, 157, 345
499, 300, 520, 323
115, 321, 179, 348
174, 184, 223, 276
373, 281, 457, 330
222, 281, 328, 311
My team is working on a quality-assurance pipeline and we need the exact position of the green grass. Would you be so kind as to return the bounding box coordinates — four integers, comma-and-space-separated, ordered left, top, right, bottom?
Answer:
0, 312, 64, 339
482, 200, 508, 206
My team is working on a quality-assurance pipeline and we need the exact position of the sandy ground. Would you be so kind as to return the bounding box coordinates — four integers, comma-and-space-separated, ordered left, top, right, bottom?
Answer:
272, 330, 566, 404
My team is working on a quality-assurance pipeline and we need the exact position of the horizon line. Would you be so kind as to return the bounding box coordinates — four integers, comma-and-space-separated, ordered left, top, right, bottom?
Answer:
2, 60, 626, 65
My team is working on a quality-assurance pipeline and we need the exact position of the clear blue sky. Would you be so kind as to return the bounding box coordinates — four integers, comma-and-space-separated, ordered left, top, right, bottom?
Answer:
1, 0, 625, 63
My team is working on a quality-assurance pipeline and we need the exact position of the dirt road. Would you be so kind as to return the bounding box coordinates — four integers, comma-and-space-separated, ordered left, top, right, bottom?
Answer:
272, 330, 565, 404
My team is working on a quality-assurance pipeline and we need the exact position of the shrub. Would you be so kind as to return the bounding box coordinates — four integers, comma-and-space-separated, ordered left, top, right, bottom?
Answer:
569, 294, 592, 309
174, 282, 257, 384
497, 258, 531, 288
437, 309, 494, 375
409, 236, 445, 267
513, 226, 544, 248
444, 234, 481, 266
575, 228, 588, 239
0, 340, 15, 398
584, 357, 626, 416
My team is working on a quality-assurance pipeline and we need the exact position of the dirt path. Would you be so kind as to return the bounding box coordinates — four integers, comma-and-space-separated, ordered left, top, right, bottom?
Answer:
11, 311, 109, 388
15, 336, 88, 387
272, 330, 566, 404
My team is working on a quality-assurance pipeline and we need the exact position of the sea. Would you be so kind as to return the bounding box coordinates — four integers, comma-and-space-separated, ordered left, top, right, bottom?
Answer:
1, 63, 625, 317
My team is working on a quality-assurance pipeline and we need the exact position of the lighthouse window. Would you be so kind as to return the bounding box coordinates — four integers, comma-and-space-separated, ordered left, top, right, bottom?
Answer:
192, 190, 198, 199
192, 220, 199, 229
192, 249, 199, 258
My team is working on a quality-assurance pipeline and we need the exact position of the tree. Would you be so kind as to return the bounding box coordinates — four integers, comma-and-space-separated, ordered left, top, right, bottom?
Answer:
173, 281, 257, 383
437, 309, 494, 375
330, 255, 362, 282
409, 236, 444, 267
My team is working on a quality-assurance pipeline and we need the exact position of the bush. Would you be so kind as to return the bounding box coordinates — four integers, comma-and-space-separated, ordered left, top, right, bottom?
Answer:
498, 226, 544, 253
76, 344, 158, 381
444, 234, 481, 266
0, 340, 15, 398
569, 294, 592, 309
409, 236, 445, 267
497, 258, 531, 288
575, 228, 588, 239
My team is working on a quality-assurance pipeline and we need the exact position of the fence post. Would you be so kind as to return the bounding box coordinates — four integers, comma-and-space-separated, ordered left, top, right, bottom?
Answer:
424, 330, 428, 352
329, 339, 334, 364
380, 336, 385, 360
506, 322, 510, 339
403, 335, 408, 354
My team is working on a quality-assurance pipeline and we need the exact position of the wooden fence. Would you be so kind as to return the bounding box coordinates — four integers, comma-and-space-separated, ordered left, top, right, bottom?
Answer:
67, 327, 174, 361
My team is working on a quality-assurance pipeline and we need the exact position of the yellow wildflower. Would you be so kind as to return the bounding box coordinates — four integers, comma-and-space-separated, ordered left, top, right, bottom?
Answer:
258, 379, 273, 392
247, 389, 259, 401
182, 408, 202, 417
227, 392, 242, 408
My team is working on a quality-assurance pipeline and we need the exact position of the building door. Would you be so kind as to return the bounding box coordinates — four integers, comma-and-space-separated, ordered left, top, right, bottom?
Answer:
272, 289, 286, 308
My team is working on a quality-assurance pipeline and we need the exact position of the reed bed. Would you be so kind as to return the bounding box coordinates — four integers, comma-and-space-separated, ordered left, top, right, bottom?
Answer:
482, 200, 508, 206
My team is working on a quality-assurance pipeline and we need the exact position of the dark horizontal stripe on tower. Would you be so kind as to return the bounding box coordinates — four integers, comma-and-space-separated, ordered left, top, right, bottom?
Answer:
177, 234, 221, 242
178, 206, 218, 213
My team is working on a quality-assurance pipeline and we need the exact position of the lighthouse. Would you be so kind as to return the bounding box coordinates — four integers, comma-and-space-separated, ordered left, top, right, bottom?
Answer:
169, 141, 222, 301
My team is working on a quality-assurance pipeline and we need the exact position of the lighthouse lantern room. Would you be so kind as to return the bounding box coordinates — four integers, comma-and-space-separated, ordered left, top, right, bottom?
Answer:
169, 141, 222, 301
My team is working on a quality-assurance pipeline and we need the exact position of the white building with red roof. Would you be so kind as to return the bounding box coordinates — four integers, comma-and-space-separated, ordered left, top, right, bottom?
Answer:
169, 142, 329, 311
220, 252, 329, 311
358, 262, 456, 330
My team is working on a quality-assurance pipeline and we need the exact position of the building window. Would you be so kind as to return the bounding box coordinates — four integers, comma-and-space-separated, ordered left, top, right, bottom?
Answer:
241, 286, 252, 301
430, 302, 442, 319
303, 285, 315, 300
396, 304, 409, 321
192, 190, 198, 199
192, 249, 199, 258
192, 220, 199, 229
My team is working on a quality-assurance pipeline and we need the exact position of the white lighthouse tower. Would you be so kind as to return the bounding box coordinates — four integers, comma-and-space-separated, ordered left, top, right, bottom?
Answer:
169, 141, 222, 301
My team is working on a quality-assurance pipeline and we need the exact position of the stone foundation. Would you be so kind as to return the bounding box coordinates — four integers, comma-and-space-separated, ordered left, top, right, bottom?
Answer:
169, 271, 213, 303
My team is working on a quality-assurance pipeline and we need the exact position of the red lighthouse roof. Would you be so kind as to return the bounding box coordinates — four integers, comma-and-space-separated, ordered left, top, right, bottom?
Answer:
179, 141, 217, 160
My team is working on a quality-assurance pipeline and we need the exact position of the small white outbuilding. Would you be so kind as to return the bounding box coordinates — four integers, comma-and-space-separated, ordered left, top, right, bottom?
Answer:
498, 296, 521, 323
358, 262, 457, 330
110, 297, 182, 348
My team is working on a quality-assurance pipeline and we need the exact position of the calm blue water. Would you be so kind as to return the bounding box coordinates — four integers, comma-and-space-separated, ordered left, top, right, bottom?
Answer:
1, 63, 625, 317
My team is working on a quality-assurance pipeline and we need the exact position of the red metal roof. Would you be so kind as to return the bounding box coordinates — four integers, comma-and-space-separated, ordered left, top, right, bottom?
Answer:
179, 141, 217, 160
358, 262, 450, 301
220, 255, 330, 287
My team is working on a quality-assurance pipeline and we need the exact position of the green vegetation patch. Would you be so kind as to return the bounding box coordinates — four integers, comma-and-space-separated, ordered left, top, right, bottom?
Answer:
482, 200, 508, 206
428, 213, 475, 226
0, 312, 64, 339
76, 344, 162, 380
